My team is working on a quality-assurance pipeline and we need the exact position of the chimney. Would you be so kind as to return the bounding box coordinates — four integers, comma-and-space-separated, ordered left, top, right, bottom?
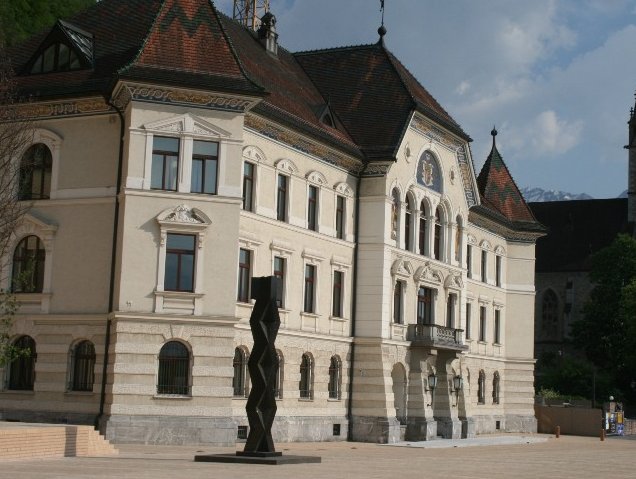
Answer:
258, 12, 278, 55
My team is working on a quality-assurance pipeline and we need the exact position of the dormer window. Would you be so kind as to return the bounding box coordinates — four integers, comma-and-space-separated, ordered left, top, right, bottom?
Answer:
23, 20, 93, 75
30, 42, 82, 74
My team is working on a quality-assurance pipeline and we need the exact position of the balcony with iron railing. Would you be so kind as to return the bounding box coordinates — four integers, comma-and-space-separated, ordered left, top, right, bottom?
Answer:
407, 324, 467, 351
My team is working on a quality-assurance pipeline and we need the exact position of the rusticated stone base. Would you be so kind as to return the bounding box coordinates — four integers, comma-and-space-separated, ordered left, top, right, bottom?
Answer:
436, 417, 463, 439
101, 415, 236, 446
351, 416, 401, 443
460, 417, 476, 438
0, 409, 95, 426
405, 418, 437, 441
504, 414, 537, 433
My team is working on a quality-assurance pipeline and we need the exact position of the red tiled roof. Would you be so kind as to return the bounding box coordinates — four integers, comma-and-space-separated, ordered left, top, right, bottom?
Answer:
121, 0, 262, 96
476, 132, 538, 224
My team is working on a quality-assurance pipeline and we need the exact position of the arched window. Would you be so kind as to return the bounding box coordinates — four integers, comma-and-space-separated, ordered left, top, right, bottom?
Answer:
233, 347, 249, 398
12, 236, 45, 293
328, 355, 342, 400
477, 370, 486, 404
157, 341, 190, 395
70, 340, 96, 392
419, 200, 428, 255
274, 349, 284, 399
19, 144, 52, 200
404, 196, 413, 251
434, 207, 443, 261
8, 336, 36, 391
299, 353, 314, 399
542, 290, 559, 339
391, 189, 400, 240
493, 372, 500, 404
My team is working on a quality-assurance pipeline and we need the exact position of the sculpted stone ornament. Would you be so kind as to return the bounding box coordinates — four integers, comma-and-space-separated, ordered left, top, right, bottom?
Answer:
195, 276, 320, 465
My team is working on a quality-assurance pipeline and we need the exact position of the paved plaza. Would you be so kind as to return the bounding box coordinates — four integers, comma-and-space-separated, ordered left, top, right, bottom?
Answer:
1, 434, 635, 479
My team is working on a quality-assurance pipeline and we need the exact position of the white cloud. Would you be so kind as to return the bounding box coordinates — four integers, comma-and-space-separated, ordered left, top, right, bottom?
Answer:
455, 81, 471, 95
530, 110, 583, 154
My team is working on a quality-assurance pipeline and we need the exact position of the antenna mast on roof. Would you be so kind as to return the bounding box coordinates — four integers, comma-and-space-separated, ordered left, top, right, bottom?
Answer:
234, 0, 270, 31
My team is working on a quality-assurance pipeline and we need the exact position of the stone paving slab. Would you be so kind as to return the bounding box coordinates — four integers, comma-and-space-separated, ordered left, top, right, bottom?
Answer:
0, 434, 634, 479
382, 434, 549, 448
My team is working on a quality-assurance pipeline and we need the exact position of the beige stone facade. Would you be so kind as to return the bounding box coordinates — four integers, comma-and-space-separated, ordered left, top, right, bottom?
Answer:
0, 0, 542, 445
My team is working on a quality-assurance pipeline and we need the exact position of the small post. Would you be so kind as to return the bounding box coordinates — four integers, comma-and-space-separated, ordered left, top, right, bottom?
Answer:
555, 425, 560, 438
600, 428, 605, 441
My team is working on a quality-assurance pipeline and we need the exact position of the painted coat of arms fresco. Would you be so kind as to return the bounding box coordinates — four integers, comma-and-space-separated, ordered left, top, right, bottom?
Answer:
416, 151, 442, 193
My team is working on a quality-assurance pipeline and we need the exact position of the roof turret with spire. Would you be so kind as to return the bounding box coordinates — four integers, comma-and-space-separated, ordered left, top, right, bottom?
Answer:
475, 127, 543, 232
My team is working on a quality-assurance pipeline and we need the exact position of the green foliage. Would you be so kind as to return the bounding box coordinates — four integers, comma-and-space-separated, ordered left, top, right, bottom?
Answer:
571, 234, 636, 405
0, 290, 26, 367
0, 0, 96, 47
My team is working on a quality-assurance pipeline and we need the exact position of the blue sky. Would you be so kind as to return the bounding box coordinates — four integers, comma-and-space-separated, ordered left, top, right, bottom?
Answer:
216, 0, 636, 198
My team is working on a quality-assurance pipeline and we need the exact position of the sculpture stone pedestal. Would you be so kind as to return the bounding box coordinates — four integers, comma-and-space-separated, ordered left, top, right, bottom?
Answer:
194, 276, 321, 465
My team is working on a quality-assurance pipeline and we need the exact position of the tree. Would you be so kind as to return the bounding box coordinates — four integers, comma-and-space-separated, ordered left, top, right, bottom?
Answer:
0, 0, 96, 47
0, 47, 35, 367
571, 234, 636, 406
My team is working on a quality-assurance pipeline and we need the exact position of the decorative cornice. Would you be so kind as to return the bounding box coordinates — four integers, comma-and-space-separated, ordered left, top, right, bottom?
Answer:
245, 114, 363, 174
112, 83, 259, 112
361, 161, 393, 177
4, 97, 113, 121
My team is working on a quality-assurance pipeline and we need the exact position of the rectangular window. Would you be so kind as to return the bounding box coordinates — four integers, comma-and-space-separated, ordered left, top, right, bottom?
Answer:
332, 270, 344, 317
274, 256, 285, 308
242, 162, 255, 211
335, 195, 345, 240
494, 309, 501, 344
190, 140, 218, 194
479, 306, 486, 342
496, 255, 502, 287
446, 294, 456, 328
237, 248, 251, 303
394, 281, 404, 324
304, 264, 316, 313
465, 303, 472, 339
151, 136, 179, 191
466, 245, 472, 277
417, 287, 433, 325
165, 234, 195, 292
307, 185, 318, 231
481, 250, 487, 283
277, 174, 288, 222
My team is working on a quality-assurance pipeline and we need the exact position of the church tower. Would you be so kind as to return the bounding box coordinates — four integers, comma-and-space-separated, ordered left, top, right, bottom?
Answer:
629, 94, 636, 236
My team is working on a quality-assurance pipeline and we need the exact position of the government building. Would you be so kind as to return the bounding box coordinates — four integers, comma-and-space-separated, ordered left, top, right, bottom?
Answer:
0, 0, 544, 444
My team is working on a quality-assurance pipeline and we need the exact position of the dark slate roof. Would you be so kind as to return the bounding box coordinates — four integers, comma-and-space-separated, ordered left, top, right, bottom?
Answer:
295, 43, 469, 160
7, 0, 467, 162
476, 129, 541, 229
529, 198, 628, 272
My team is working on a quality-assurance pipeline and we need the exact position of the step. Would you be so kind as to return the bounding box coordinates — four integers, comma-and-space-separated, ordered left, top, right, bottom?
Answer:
0, 423, 118, 460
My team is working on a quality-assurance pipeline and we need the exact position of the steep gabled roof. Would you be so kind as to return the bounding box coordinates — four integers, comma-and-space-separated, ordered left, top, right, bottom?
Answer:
120, 0, 263, 96
476, 128, 539, 227
295, 41, 469, 160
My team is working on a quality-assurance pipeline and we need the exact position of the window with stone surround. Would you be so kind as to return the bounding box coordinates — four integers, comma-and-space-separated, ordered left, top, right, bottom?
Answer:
69, 340, 95, 392
12, 235, 45, 293
157, 341, 190, 396
478, 370, 486, 405
328, 355, 342, 400
233, 347, 250, 398
299, 353, 314, 399
19, 143, 52, 200
7, 336, 36, 391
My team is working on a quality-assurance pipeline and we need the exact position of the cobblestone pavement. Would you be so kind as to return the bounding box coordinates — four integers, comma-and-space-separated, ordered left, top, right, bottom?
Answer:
1, 434, 634, 479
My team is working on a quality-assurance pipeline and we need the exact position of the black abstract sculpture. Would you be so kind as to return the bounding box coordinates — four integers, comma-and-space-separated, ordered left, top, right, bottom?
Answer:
194, 276, 320, 465
240, 276, 280, 456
